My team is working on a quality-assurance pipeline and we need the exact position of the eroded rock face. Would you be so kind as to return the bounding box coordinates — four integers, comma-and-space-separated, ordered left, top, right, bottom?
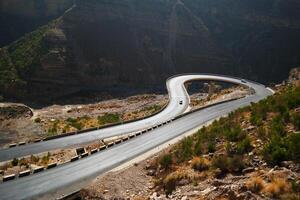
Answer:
2, 0, 300, 103
0, 0, 74, 47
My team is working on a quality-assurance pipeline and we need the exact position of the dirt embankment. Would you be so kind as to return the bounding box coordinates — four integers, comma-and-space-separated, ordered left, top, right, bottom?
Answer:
0, 94, 168, 147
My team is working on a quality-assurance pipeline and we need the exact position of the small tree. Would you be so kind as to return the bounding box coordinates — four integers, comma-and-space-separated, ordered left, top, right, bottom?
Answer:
160, 154, 172, 169
34, 118, 41, 123
11, 158, 19, 166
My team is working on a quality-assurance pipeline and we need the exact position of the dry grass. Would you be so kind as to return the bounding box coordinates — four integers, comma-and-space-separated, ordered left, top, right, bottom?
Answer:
163, 170, 188, 194
246, 176, 266, 193
263, 178, 291, 198
133, 197, 147, 200
280, 194, 300, 200
191, 157, 210, 171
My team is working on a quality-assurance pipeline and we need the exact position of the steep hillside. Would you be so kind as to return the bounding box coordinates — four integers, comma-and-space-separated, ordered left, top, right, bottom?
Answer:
0, 0, 73, 47
81, 69, 300, 200
1, 0, 300, 103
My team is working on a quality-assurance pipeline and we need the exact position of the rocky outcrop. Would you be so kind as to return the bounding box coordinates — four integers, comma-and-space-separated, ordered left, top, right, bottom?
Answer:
288, 67, 300, 86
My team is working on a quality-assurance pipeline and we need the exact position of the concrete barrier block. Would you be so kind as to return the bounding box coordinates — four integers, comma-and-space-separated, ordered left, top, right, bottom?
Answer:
18, 141, 26, 146
33, 167, 44, 174
47, 163, 57, 169
129, 135, 135, 139
114, 139, 122, 144
135, 132, 141, 136
81, 152, 88, 158
3, 174, 15, 182
107, 142, 114, 148
19, 170, 31, 177
70, 156, 79, 162
99, 145, 107, 151
33, 139, 42, 143
9, 143, 17, 148
90, 149, 98, 154
122, 137, 129, 142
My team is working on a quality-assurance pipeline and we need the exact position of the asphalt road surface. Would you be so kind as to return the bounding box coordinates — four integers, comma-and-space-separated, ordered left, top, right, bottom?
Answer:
0, 74, 273, 200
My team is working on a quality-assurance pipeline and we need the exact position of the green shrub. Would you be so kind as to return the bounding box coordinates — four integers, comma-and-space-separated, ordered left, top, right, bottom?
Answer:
194, 141, 202, 156
42, 152, 51, 165
98, 113, 120, 125
207, 142, 216, 153
226, 142, 234, 155
270, 115, 286, 136
264, 132, 300, 165
287, 133, 300, 162
227, 155, 245, 172
180, 137, 193, 161
72, 122, 83, 130
250, 101, 268, 126
250, 112, 263, 126
212, 155, 245, 173
224, 124, 244, 142
34, 118, 41, 123
66, 117, 83, 130
48, 127, 57, 136
263, 135, 288, 165
159, 154, 172, 169
212, 155, 228, 173
237, 136, 252, 154
11, 158, 19, 166
30, 155, 39, 163
66, 117, 77, 123
291, 113, 300, 131
258, 126, 267, 139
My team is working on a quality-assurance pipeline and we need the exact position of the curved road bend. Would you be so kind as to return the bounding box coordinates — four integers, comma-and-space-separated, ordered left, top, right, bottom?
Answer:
0, 74, 273, 200
0, 74, 271, 162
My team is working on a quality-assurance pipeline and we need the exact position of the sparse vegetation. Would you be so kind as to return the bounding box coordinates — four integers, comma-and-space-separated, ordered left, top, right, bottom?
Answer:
291, 112, 300, 131
0, 21, 54, 93
263, 178, 291, 198
236, 136, 252, 154
66, 117, 84, 130
263, 132, 300, 165
163, 171, 188, 195
152, 85, 300, 196
34, 118, 41, 123
159, 154, 172, 170
191, 157, 209, 171
11, 158, 19, 166
141, 105, 162, 114
212, 155, 245, 174
97, 113, 121, 125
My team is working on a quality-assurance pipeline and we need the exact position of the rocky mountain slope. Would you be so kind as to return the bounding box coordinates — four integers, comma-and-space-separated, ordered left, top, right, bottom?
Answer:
1, 0, 300, 103
0, 0, 74, 47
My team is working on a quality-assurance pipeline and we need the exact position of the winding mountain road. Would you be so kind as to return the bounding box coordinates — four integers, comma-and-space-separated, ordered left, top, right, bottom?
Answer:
0, 74, 273, 200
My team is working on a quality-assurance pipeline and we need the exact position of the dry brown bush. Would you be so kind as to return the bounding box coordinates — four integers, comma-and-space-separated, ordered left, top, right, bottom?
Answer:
246, 176, 266, 193
263, 178, 291, 198
191, 157, 210, 171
